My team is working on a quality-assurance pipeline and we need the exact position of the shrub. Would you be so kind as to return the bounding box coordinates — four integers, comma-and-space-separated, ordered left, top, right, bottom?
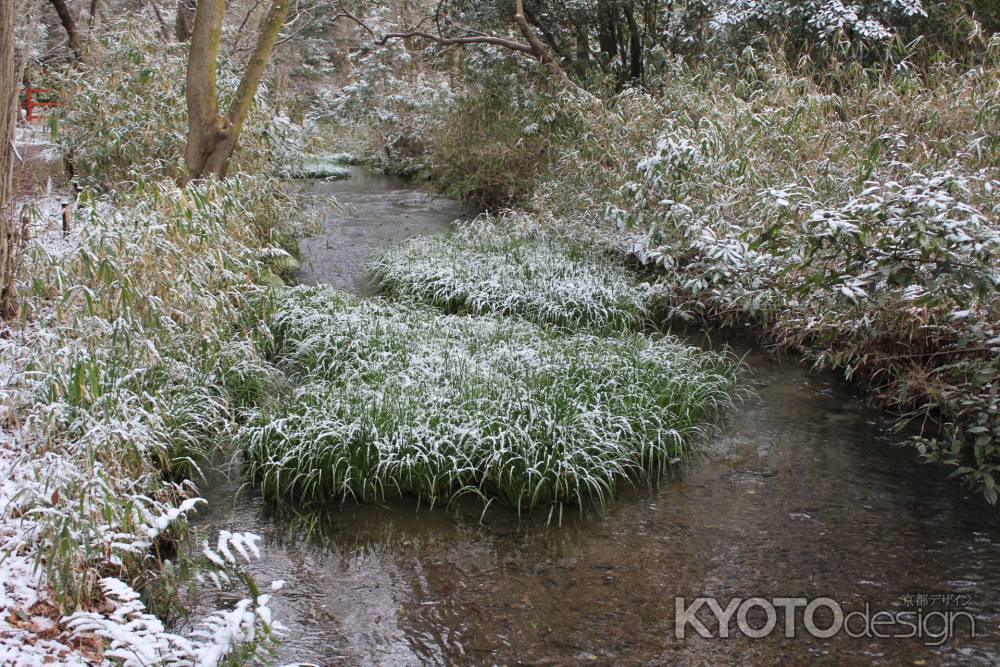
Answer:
54, 27, 295, 187
426, 85, 579, 207
326, 38, 580, 206
2, 175, 296, 639
579, 47, 1000, 503
710, 0, 928, 46
237, 287, 742, 513
331, 63, 456, 178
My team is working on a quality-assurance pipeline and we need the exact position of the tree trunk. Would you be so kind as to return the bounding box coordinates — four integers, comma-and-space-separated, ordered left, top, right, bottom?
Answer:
643, 0, 657, 51
148, 0, 171, 40
596, 0, 617, 69
184, 0, 290, 179
183, 0, 225, 177
622, 1, 643, 83
88, 0, 100, 30
523, 6, 569, 64
47, 0, 82, 60
333, 15, 353, 87
573, 21, 591, 75
0, 0, 20, 318
513, 0, 570, 85
175, 0, 196, 41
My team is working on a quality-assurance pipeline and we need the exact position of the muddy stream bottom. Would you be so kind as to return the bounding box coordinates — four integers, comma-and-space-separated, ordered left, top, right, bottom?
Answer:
192, 169, 1000, 666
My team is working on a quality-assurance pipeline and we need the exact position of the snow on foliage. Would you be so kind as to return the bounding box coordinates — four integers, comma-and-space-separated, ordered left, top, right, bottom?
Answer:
369, 221, 651, 332
64, 549, 280, 667
324, 7, 458, 176
0, 165, 293, 662
711, 0, 927, 42
602, 50, 1000, 502
237, 287, 743, 512
56, 28, 303, 187
277, 154, 352, 180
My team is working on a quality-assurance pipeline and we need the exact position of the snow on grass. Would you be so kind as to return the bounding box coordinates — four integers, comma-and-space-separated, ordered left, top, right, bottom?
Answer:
278, 154, 352, 180
326, 152, 364, 165
237, 287, 743, 512
0, 429, 81, 665
0, 173, 294, 664
368, 221, 652, 332
1, 450, 279, 666
64, 555, 282, 667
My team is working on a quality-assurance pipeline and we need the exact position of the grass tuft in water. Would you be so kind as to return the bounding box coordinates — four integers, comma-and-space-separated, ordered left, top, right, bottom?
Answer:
237, 287, 742, 512
279, 154, 353, 180
369, 222, 651, 333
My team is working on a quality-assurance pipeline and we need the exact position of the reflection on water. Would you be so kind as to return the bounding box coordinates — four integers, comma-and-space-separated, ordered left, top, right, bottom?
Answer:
193, 170, 1000, 666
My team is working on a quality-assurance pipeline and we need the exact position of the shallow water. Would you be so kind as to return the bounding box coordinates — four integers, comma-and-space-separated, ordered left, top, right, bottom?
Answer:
294, 168, 466, 293
194, 169, 1000, 666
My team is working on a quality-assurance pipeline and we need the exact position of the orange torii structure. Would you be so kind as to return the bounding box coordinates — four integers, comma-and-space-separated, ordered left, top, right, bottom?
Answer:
20, 87, 61, 122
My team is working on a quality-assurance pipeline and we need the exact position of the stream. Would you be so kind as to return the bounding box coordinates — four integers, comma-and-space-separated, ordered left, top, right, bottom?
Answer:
193, 167, 1000, 666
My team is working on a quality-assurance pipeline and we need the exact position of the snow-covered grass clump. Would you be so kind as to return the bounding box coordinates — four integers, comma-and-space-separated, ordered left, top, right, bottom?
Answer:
279, 154, 352, 180
327, 151, 365, 165
237, 287, 741, 512
369, 222, 651, 332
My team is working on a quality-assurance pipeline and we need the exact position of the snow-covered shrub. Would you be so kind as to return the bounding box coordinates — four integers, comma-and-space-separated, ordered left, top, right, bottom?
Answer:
332, 68, 455, 177
0, 175, 297, 661
425, 80, 584, 206
591, 48, 1000, 502
55, 26, 295, 187
776, 170, 1000, 500
710, 0, 927, 45
65, 532, 281, 666
369, 220, 651, 332
326, 7, 457, 177
237, 286, 743, 513
326, 15, 572, 202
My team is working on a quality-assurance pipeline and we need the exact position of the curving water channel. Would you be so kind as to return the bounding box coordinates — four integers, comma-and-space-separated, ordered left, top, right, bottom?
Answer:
194, 168, 1000, 666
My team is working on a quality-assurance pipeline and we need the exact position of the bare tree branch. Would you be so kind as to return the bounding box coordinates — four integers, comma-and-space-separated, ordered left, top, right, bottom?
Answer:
377, 29, 536, 54
331, 2, 595, 101
46, 0, 82, 60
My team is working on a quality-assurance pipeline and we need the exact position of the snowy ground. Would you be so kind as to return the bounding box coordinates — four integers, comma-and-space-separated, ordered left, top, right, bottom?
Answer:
0, 431, 110, 665
11, 124, 74, 257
